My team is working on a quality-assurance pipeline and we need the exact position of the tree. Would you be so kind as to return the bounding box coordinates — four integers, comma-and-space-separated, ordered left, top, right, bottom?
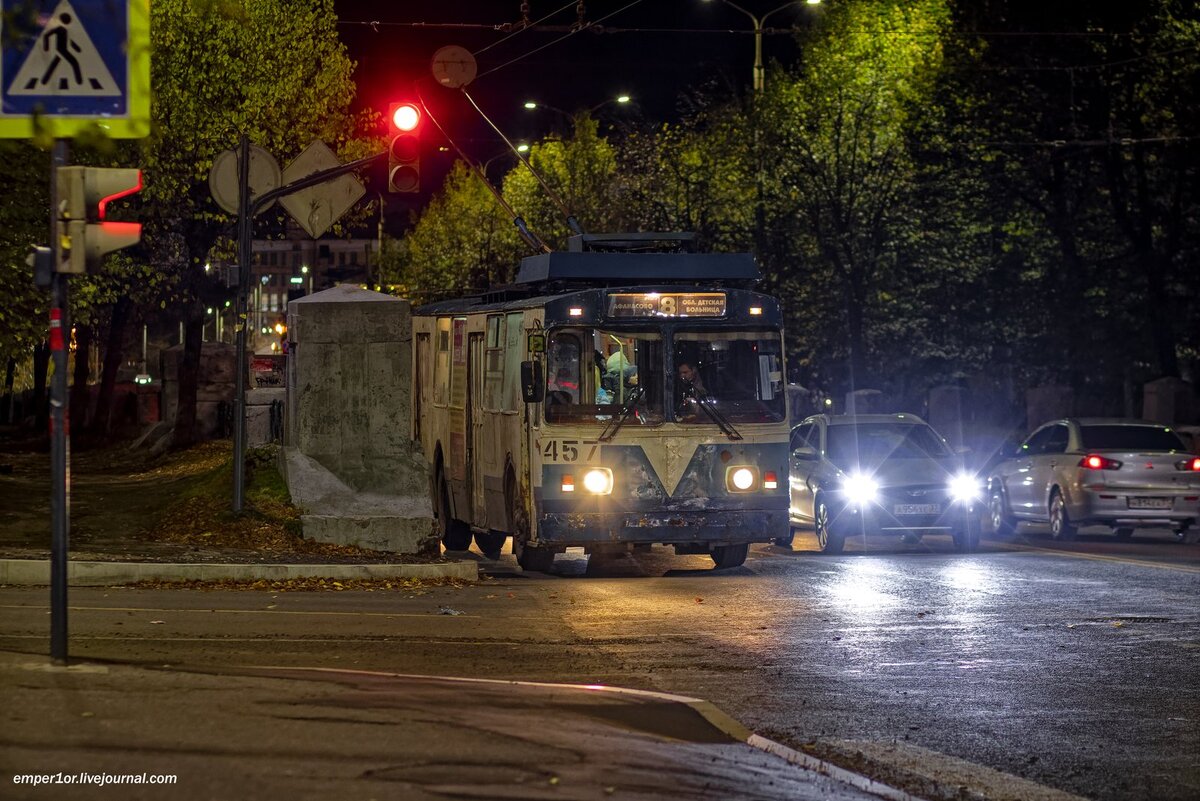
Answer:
761, 0, 953, 392
142, 0, 368, 445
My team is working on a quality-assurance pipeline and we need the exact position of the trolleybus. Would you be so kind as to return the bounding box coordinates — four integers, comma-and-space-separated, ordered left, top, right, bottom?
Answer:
412, 233, 790, 571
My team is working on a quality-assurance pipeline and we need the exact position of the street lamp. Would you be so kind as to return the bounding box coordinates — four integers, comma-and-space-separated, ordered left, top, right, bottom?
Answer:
702, 0, 820, 92
523, 95, 632, 125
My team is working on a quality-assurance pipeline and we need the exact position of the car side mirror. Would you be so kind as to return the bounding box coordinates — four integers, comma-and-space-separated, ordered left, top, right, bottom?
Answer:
521, 361, 544, 403
792, 445, 819, 460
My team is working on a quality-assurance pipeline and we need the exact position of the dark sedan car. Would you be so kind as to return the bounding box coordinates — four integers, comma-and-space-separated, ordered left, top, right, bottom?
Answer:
788, 413, 983, 553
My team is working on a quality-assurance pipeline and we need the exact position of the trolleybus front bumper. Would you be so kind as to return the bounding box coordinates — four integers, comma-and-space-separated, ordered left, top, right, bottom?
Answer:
536, 508, 788, 547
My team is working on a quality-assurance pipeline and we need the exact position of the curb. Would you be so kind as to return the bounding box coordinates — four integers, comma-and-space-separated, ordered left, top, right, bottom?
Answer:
0, 559, 478, 586
237, 666, 927, 801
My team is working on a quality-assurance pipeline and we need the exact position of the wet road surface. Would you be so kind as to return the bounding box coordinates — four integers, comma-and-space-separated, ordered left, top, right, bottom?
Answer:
1, 529, 1197, 800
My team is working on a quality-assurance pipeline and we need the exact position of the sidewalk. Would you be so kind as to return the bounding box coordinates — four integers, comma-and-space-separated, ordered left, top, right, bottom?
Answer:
0, 650, 912, 801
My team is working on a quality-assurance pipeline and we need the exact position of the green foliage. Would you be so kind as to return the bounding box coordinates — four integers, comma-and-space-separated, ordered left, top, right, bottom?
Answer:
0, 142, 49, 363
382, 161, 523, 301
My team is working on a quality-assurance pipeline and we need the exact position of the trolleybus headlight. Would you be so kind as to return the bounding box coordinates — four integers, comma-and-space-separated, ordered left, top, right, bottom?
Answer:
948, 473, 982, 503
582, 468, 614, 495
841, 473, 879, 506
727, 466, 758, 492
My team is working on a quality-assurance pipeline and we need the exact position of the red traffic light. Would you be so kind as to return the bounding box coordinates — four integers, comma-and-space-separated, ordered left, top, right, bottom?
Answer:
391, 103, 420, 132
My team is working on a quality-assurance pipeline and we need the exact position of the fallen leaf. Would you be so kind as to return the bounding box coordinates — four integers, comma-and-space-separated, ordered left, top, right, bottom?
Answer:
149, 620, 165, 624
1113, 621, 1125, 628
695, 597, 704, 604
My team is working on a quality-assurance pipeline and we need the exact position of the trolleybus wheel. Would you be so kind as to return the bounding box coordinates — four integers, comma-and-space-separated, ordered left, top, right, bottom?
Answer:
437, 470, 472, 551
710, 543, 748, 569
474, 530, 506, 561
515, 538, 555, 572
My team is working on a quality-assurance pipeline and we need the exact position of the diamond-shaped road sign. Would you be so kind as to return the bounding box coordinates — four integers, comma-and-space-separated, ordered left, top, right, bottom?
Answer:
0, 0, 150, 138
279, 140, 366, 240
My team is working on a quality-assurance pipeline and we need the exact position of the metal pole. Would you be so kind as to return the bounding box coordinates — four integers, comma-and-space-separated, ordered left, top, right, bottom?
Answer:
232, 135, 251, 513
49, 139, 70, 664
753, 23, 764, 92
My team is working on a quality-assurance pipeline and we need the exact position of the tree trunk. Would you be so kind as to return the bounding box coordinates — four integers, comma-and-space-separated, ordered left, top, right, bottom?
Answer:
3, 357, 14, 423
33, 340, 50, 431
91, 295, 132, 436
69, 323, 93, 434
173, 306, 205, 447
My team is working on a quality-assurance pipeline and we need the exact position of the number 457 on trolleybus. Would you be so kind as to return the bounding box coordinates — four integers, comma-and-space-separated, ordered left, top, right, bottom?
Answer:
412, 233, 791, 572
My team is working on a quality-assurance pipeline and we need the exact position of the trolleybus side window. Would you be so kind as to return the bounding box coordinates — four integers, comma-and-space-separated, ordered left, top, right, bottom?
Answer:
484, 314, 505, 410
502, 312, 524, 411
674, 330, 785, 423
434, 318, 451, 405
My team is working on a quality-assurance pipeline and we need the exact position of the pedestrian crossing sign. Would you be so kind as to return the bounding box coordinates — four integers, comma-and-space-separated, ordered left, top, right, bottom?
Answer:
0, 0, 149, 138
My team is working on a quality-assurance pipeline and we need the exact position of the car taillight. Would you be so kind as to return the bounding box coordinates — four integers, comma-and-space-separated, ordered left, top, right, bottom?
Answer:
1080, 454, 1122, 470
1175, 457, 1200, 472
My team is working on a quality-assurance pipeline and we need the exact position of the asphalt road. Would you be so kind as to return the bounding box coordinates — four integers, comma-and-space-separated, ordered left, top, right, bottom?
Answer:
2, 527, 1198, 801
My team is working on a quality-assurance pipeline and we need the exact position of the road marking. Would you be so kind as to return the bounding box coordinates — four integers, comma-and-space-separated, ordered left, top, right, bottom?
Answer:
992, 543, 1200, 574
0, 604, 479, 619
808, 739, 1090, 801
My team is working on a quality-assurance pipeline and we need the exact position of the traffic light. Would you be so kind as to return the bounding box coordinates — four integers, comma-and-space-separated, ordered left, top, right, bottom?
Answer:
55, 167, 142, 274
387, 102, 421, 193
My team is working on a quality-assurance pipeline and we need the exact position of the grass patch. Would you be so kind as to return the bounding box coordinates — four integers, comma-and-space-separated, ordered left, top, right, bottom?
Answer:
148, 445, 377, 558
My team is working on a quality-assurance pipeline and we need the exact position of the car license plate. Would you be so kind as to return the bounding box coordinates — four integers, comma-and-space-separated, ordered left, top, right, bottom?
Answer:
894, 504, 941, 515
1128, 497, 1172, 510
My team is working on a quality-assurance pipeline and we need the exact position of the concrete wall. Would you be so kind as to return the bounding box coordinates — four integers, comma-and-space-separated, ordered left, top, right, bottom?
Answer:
160, 343, 239, 439
283, 286, 435, 553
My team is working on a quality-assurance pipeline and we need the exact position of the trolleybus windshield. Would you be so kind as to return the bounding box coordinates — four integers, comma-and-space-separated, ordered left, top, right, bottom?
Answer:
545, 329, 665, 424
674, 330, 785, 424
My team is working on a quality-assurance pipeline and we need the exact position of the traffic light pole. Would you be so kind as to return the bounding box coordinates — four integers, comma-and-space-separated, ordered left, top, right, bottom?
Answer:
230, 144, 386, 513
49, 139, 70, 664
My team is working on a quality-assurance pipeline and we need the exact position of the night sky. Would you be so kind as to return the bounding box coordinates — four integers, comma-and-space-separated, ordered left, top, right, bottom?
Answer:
333, 1, 814, 216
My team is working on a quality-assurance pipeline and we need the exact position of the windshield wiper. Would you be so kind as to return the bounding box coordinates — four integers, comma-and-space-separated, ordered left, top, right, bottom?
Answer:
599, 385, 645, 442
695, 396, 743, 441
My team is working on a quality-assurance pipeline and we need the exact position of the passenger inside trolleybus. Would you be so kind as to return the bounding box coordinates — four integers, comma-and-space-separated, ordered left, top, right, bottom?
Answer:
545, 329, 663, 425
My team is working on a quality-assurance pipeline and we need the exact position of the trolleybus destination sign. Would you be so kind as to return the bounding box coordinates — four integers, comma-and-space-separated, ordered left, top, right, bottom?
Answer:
607, 292, 726, 318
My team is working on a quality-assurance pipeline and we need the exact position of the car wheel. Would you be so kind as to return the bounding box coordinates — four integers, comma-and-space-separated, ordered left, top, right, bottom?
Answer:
711, 543, 749, 569
814, 495, 845, 554
1048, 490, 1077, 542
989, 491, 1017, 539
474, 530, 507, 560
954, 515, 981, 553
772, 529, 796, 548
1114, 527, 1134, 540
437, 470, 472, 551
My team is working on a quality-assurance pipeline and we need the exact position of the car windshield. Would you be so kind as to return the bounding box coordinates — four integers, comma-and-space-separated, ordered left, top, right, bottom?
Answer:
544, 328, 664, 425
673, 330, 785, 424
826, 423, 951, 470
1079, 425, 1186, 452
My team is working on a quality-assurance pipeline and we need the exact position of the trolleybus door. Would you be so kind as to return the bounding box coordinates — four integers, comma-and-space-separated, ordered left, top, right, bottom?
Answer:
467, 332, 486, 526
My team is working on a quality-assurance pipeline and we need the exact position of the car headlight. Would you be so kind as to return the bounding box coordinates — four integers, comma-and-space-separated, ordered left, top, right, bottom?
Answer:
948, 473, 982, 503
841, 473, 879, 505
582, 468, 614, 495
726, 466, 758, 492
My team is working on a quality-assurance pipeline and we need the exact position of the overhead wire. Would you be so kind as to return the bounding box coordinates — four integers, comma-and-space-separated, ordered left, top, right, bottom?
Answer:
473, 0, 647, 81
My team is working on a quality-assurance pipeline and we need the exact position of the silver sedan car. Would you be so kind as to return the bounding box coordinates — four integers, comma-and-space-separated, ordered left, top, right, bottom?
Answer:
988, 418, 1200, 541
789, 413, 983, 553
